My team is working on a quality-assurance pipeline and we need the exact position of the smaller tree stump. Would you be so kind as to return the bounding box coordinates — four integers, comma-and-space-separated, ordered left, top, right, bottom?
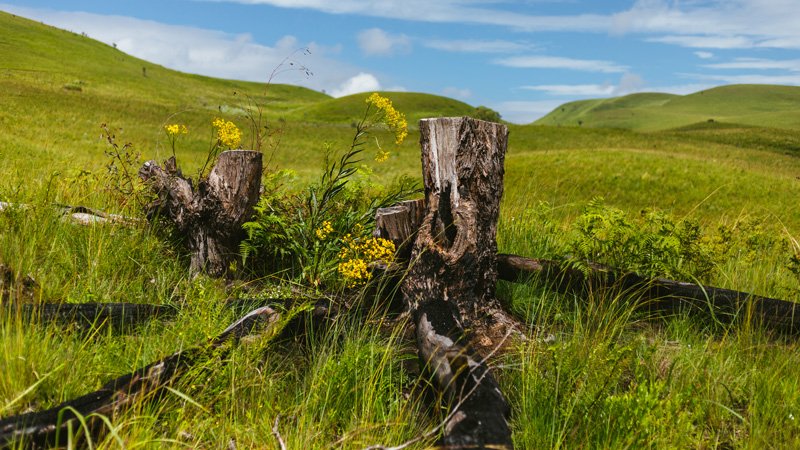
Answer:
139, 151, 262, 276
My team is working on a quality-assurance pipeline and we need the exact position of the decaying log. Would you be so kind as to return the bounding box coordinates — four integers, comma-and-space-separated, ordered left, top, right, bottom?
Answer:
0, 264, 38, 303
497, 254, 800, 334
139, 151, 262, 276
374, 199, 425, 262
0, 306, 279, 449
402, 117, 515, 449
374, 199, 800, 335
0, 202, 138, 226
5, 303, 177, 330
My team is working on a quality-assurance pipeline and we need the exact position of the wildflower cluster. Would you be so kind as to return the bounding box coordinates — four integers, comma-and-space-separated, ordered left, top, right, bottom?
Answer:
337, 232, 395, 287
315, 220, 333, 240
212, 117, 242, 149
164, 123, 187, 136
164, 123, 188, 158
366, 93, 408, 145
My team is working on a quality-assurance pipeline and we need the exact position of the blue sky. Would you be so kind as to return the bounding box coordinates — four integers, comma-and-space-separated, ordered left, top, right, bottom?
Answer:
3, 0, 800, 123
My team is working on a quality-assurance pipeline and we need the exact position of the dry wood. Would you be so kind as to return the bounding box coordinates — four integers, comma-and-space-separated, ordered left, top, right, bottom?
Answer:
0, 306, 279, 449
139, 151, 262, 276
497, 254, 800, 334
402, 117, 514, 449
9, 302, 177, 330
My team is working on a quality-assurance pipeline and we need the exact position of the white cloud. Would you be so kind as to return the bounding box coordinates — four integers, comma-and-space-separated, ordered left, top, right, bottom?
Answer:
522, 73, 644, 97
442, 86, 472, 100
491, 100, 566, 124
330, 72, 381, 97
522, 84, 615, 96
495, 55, 627, 73
357, 28, 411, 56
208, 0, 610, 32
424, 39, 530, 54
694, 51, 714, 59
703, 58, 800, 72
648, 35, 755, 49
214, 0, 800, 50
616, 72, 644, 94
0, 4, 380, 95
687, 73, 800, 85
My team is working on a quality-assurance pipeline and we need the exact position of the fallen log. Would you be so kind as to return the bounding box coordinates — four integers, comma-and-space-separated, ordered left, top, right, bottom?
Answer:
497, 254, 800, 334
401, 117, 516, 448
374, 199, 800, 336
0, 202, 138, 226
138, 151, 262, 277
0, 306, 279, 449
6, 302, 177, 330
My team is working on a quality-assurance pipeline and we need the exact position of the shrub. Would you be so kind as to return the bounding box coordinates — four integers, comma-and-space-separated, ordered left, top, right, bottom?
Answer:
241, 94, 418, 287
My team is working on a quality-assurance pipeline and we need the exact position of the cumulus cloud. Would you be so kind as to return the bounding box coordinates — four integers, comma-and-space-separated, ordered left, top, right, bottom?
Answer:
495, 55, 627, 73
330, 72, 381, 97
442, 86, 472, 99
357, 28, 411, 56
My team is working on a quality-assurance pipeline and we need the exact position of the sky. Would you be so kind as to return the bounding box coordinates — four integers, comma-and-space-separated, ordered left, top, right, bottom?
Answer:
3, 0, 800, 123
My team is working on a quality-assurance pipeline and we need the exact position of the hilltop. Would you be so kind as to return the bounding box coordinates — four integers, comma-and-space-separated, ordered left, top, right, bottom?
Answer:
0, 11, 484, 182
535, 84, 800, 131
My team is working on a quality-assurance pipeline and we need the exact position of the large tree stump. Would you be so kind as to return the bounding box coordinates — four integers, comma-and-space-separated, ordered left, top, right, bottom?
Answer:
139, 151, 262, 276
402, 117, 514, 448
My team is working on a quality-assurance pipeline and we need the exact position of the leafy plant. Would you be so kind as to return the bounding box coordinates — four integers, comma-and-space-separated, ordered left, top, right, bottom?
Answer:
100, 123, 152, 210
567, 198, 724, 281
241, 93, 418, 287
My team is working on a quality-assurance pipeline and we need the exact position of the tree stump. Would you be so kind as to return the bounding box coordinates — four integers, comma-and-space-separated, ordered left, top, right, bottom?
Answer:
402, 117, 514, 448
139, 151, 262, 277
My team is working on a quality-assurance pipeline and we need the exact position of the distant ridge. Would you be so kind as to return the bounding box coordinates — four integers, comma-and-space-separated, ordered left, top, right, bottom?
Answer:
535, 85, 800, 131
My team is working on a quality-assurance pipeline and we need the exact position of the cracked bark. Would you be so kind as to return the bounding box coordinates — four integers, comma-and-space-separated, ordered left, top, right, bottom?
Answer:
401, 117, 515, 449
138, 150, 262, 277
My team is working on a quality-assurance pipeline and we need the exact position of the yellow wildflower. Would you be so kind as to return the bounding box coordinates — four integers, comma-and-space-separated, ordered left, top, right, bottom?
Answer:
337, 234, 396, 287
212, 117, 242, 149
337, 258, 371, 287
375, 150, 390, 163
164, 124, 188, 136
315, 220, 333, 240
366, 93, 408, 145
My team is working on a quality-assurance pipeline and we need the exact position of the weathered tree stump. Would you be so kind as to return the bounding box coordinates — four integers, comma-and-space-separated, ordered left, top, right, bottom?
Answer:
139, 151, 262, 276
401, 117, 515, 448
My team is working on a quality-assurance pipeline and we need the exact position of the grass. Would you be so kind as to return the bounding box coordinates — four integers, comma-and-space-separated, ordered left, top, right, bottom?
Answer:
535, 84, 800, 131
4, 9, 800, 448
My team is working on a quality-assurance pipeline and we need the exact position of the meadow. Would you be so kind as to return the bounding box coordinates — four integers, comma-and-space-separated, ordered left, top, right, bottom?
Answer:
3, 11, 800, 448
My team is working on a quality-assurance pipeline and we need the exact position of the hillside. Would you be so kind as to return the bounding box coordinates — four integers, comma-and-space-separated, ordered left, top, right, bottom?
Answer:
535, 84, 800, 131
6, 8, 800, 450
0, 11, 499, 185
289, 91, 478, 124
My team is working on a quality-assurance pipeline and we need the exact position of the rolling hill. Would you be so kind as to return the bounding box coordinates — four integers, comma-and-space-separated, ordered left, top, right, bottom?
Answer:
535, 84, 800, 131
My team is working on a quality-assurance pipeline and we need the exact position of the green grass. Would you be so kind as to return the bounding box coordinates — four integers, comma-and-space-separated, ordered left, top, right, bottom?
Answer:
536, 84, 800, 131
4, 9, 800, 448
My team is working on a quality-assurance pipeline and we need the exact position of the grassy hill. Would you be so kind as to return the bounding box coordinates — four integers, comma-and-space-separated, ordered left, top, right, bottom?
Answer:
5, 10, 800, 449
535, 84, 800, 131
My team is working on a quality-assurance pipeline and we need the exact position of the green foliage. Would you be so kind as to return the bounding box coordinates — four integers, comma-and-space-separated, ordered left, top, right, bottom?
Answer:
568, 199, 722, 281
241, 102, 418, 286
472, 105, 502, 123
535, 84, 800, 131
